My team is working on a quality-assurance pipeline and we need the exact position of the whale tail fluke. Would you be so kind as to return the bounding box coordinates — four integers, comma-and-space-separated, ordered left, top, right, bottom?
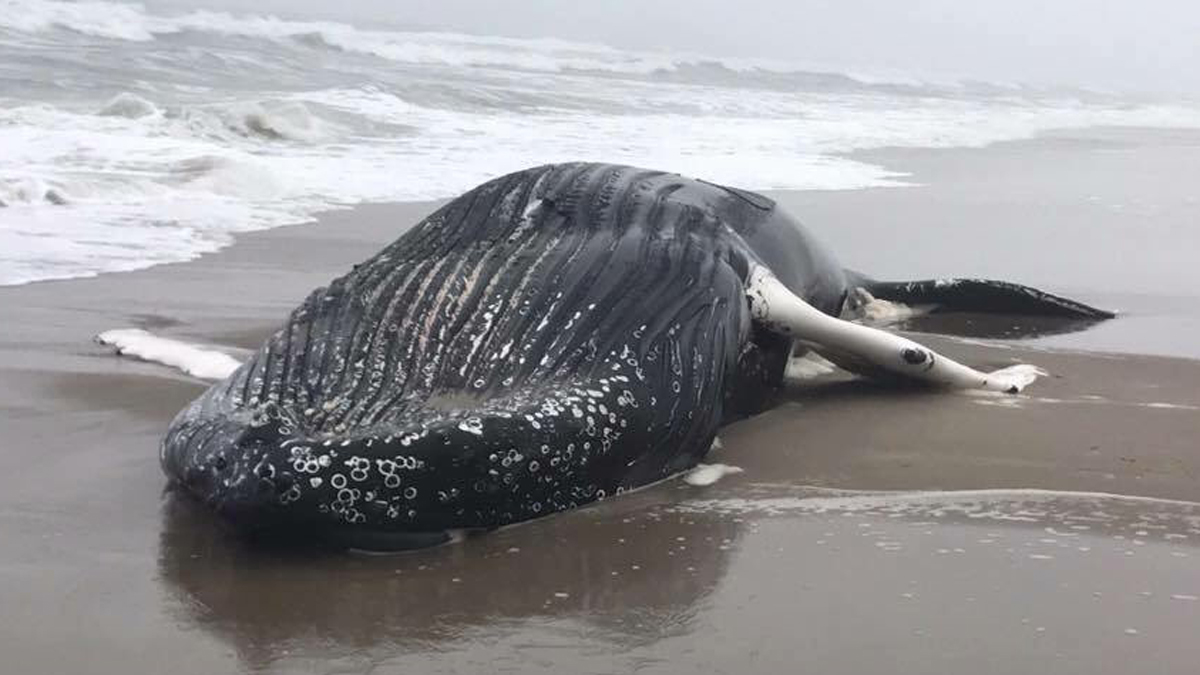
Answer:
844, 273, 1116, 321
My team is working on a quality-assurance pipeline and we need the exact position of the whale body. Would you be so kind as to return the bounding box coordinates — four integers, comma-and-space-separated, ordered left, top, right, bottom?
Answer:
160, 163, 1111, 548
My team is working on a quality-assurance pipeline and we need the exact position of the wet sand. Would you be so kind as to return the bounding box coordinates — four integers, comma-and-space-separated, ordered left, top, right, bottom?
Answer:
2, 129, 1199, 674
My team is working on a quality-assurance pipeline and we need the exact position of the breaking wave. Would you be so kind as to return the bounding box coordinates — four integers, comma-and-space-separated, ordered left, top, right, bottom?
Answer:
0, 0, 1036, 86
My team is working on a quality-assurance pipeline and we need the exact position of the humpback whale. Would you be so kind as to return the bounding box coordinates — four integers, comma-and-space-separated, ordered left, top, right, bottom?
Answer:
158, 163, 1113, 548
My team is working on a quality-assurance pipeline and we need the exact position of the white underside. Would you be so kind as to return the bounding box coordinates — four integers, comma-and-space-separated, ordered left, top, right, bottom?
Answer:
747, 266, 1040, 393
96, 328, 243, 380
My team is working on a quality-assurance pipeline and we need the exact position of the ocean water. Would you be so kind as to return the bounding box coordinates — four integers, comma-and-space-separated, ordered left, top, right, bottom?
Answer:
2, 0, 1199, 285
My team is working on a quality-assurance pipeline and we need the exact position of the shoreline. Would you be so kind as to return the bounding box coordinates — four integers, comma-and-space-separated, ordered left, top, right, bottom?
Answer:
4, 126, 1198, 342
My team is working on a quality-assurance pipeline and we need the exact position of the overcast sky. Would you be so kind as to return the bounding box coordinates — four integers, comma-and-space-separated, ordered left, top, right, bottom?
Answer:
151, 0, 1200, 95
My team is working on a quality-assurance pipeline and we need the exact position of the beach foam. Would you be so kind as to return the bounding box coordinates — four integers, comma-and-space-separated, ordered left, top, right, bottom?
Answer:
674, 487, 1200, 530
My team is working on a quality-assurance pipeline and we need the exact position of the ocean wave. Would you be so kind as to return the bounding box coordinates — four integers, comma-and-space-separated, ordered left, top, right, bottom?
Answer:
0, 176, 71, 207
2, 0, 1127, 104
0, 154, 280, 210
0, 1, 654, 72
97, 92, 160, 119
0, 0, 940, 88
4, 97, 307, 197
0, 0, 158, 41
174, 101, 333, 143
5, 81, 1200, 285
91, 92, 334, 143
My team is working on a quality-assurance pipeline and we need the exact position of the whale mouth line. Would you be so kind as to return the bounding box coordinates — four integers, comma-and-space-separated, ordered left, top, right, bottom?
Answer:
347, 528, 472, 556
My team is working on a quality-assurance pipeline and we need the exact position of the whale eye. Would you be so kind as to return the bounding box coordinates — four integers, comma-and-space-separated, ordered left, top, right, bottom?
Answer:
901, 348, 927, 365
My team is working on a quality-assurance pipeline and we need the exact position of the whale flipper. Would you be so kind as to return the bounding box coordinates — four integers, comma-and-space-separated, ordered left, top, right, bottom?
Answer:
844, 274, 1115, 320
748, 266, 1040, 393
97, 329, 245, 380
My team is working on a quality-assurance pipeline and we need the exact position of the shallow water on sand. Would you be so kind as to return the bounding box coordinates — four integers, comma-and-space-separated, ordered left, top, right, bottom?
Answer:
141, 486, 1200, 674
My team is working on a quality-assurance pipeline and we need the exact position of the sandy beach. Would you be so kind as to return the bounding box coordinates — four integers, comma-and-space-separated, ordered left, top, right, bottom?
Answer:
2, 128, 1199, 674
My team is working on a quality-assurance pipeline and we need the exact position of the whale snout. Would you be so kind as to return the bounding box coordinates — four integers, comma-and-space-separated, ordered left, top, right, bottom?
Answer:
163, 415, 301, 532
208, 453, 296, 530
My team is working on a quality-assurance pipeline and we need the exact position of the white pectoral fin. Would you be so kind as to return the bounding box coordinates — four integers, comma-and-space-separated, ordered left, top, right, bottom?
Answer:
748, 267, 1041, 393
96, 328, 243, 381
